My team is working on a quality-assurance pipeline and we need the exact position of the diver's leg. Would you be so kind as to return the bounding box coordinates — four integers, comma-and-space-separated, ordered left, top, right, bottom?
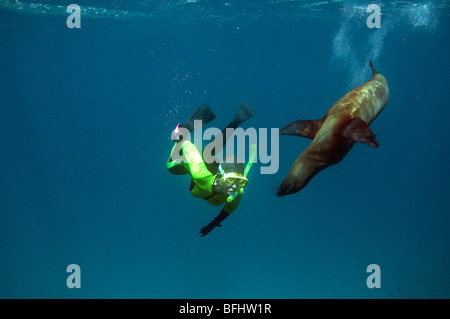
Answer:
204, 102, 256, 157
167, 142, 189, 175
168, 104, 216, 168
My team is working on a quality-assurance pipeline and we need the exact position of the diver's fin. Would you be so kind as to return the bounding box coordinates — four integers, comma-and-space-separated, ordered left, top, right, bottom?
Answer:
183, 104, 216, 132
233, 101, 256, 125
343, 117, 379, 147
279, 119, 324, 140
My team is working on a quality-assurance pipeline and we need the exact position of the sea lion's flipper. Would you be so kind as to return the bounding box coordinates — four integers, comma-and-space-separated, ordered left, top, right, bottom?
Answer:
343, 117, 379, 147
184, 104, 216, 132
369, 59, 378, 76
233, 101, 256, 125
279, 119, 323, 140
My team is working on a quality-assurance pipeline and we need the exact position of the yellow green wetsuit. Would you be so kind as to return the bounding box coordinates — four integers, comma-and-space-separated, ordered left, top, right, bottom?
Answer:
167, 140, 243, 213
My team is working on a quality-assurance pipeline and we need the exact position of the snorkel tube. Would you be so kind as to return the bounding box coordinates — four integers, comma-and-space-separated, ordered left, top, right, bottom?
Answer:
244, 144, 257, 177
226, 144, 257, 202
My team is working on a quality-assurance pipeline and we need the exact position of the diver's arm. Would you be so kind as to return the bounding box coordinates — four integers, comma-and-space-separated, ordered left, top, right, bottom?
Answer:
199, 209, 230, 237
213, 209, 230, 225
199, 189, 243, 236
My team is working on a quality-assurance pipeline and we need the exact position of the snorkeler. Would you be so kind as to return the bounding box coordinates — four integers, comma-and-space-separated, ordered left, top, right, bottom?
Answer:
167, 102, 256, 236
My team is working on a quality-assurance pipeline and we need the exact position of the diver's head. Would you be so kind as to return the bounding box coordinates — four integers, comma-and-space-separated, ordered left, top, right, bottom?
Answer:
214, 155, 248, 198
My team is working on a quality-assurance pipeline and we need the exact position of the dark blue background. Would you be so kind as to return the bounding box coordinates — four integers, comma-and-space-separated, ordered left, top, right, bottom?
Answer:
1, 1, 449, 298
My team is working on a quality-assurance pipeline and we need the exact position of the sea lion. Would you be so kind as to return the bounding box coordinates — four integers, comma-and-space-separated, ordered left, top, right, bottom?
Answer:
277, 59, 389, 196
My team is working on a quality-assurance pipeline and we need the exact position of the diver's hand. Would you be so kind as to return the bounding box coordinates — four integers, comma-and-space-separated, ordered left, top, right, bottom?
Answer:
199, 221, 221, 237
200, 210, 229, 236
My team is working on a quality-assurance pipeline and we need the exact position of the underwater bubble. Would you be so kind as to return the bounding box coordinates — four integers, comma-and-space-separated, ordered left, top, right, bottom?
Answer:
403, 2, 438, 31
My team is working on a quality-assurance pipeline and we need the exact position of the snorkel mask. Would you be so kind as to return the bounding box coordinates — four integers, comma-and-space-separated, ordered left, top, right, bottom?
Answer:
219, 144, 257, 202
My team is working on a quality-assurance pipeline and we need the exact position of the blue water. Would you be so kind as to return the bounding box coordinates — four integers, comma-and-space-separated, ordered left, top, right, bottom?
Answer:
1, 0, 449, 298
